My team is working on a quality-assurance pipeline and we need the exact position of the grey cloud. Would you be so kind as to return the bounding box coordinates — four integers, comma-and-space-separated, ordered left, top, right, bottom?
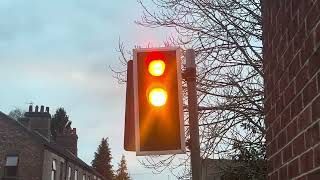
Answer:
0, 0, 125, 61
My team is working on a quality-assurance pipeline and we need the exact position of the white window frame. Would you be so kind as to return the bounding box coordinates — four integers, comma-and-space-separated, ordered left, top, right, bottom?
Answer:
5, 155, 19, 177
5, 156, 18, 166
51, 160, 57, 180
68, 166, 71, 180
74, 170, 78, 180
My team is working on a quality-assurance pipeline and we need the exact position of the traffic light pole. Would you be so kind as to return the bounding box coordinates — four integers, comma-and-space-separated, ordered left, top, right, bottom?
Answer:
185, 49, 201, 180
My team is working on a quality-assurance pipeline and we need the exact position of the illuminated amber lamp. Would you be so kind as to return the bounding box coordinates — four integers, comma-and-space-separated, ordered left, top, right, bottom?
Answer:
148, 88, 168, 107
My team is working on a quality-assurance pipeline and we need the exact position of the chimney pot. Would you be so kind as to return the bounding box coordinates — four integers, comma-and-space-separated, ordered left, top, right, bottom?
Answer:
35, 105, 39, 112
40, 105, 44, 112
29, 105, 33, 112
72, 128, 77, 134
45, 107, 49, 113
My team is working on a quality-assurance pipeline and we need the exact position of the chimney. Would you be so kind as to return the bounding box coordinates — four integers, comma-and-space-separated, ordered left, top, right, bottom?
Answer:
29, 105, 33, 112
24, 105, 51, 141
55, 128, 78, 156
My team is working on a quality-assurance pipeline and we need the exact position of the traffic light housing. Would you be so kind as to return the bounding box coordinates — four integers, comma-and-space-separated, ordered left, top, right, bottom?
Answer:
124, 60, 135, 151
133, 47, 185, 155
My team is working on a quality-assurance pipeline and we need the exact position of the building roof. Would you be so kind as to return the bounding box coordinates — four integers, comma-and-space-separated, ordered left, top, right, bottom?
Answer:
0, 111, 107, 180
201, 158, 266, 180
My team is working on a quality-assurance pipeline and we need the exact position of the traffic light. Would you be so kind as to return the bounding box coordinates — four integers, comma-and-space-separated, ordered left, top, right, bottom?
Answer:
133, 47, 185, 155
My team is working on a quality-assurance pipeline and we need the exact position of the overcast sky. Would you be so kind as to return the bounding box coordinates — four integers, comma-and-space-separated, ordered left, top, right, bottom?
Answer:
0, 0, 179, 179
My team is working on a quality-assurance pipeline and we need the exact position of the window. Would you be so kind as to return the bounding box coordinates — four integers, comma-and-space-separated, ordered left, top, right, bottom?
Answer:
4, 155, 19, 177
51, 160, 56, 180
60, 162, 64, 180
74, 170, 78, 180
67, 166, 71, 180
93, 175, 96, 180
83, 174, 86, 180
88, 176, 90, 180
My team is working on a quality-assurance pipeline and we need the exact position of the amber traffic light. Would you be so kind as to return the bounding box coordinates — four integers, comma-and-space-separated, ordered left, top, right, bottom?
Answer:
133, 47, 185, 155
148, 87, 168, 107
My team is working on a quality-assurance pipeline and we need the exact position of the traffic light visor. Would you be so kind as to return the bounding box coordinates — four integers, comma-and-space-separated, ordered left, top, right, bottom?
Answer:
148, 60, 165, 76
148, 88, 168, 107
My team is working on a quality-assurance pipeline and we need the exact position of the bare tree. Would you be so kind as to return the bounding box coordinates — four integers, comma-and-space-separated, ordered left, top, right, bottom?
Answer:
8, 108, 25, 121
114, 0, 265, 179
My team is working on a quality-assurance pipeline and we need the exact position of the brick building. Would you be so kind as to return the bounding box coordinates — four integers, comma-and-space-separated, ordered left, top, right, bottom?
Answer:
263, 0, 320, 179
0, 105, 106, 180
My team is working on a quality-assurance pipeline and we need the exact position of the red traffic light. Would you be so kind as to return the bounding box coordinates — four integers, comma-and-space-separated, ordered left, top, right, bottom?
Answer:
148, 59, 166, 76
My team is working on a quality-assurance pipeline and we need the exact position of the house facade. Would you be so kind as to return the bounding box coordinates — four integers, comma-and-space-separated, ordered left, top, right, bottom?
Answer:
201, 159, 245, 180
0, 105, 106, 180
201, 159, 266, 180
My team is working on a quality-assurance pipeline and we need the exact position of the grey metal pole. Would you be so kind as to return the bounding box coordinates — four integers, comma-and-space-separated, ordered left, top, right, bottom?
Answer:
185, 49, 201, 180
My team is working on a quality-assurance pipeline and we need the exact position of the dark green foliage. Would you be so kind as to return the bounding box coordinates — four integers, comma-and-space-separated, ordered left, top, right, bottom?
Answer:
115, 155, 131, 180
222, 142, 267, 180
51, 108, 70, 140
92, 138, 115, 180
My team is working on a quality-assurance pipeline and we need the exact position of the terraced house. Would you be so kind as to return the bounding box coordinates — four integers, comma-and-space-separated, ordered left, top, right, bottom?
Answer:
0, 105, 106, 180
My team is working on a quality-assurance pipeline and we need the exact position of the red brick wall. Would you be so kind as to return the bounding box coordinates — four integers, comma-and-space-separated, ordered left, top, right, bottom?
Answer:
263, 0, 320, 179
55, 132, 78, 156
